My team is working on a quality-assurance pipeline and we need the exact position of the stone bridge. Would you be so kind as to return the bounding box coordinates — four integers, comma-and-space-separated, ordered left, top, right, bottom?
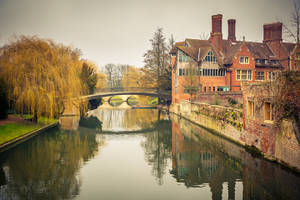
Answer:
84, 87, 171, 103
62, 87, 171, 116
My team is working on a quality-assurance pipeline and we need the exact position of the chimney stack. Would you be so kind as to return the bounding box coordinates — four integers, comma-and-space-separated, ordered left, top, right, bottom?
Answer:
263, 22, 282, 43
210, 14, 223, 52
228, 19, 236, 42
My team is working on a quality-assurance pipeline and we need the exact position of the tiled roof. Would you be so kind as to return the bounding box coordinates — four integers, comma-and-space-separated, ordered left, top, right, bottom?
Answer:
169, 41, 185, 54
169, 38, 289, 67
282, 42, 296, 54
223, 42, 242, 65
245, 42, 276, 59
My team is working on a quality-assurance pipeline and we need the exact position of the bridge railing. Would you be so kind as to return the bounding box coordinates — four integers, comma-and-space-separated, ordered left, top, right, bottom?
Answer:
94, 87, 171, 95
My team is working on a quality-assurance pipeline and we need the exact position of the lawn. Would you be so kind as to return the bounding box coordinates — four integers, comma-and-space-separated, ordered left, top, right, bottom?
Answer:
0, 123, 42, 145
0, 115, 58, 146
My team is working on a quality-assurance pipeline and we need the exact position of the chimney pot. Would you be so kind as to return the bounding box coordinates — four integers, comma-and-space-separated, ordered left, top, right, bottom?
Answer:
210, 14, 223, 52
263, 22, 282, 42
228, 19, 236, 42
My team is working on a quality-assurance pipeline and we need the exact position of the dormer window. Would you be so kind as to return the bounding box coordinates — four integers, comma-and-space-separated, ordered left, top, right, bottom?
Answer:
204, 51, 216, 63
240, 56, 249, 64
262, 59, 268, 64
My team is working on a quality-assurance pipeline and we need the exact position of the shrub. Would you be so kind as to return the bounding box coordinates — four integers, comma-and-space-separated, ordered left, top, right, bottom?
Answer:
228, 98, 237, 106
79, 116, 102, 131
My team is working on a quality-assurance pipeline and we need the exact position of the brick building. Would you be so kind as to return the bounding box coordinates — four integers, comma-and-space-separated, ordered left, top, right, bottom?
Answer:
170, 14, 300, 103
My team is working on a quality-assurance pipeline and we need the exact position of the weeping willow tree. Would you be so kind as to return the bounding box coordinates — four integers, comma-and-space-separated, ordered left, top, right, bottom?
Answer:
0, 36, 86, 122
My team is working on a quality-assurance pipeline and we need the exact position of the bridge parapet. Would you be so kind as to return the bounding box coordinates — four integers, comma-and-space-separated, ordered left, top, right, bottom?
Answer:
94, 87, 170, 94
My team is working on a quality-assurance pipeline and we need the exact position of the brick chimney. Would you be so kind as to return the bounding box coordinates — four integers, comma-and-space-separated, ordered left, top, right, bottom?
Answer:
228, 19, 236, 42
210, 14, 223, 52
263, 22, 282, 42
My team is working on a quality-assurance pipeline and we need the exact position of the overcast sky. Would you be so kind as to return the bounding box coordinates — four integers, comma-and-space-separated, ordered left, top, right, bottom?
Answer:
0, 0, 296, 68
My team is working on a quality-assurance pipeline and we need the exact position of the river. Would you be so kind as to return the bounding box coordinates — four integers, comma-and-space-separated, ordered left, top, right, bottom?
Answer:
0, 107, 299, 200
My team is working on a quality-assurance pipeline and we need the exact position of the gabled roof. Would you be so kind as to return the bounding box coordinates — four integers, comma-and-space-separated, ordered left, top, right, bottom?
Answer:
169, 41, 185, 54
170, 38, 286, 67
245, 42, 276, 59
223, 42, 242, 65
282, 42, 296, 55
176, 39, 225, 65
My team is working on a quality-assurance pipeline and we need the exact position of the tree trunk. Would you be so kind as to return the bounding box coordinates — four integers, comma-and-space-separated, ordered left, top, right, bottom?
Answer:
33, 111, 38, 123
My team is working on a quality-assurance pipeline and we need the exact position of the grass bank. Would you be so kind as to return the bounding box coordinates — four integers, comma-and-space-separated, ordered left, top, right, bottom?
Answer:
0, 115, 58, 146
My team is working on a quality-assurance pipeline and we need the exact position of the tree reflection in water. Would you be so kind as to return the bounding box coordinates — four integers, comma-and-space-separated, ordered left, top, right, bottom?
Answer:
141, 119, 172, 185
0, 127, 105, 200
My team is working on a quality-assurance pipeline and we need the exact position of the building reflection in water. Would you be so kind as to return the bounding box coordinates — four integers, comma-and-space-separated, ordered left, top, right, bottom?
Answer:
170, 114, 300, 200
171, 117, 241, 200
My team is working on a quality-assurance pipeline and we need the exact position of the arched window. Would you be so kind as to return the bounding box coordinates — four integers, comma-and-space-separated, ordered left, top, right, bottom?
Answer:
204, 51, 216, 63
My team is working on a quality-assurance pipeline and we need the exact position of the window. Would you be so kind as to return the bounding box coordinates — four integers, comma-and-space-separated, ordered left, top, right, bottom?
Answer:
247, 101, 254, 117
271, 60, 279, 65
204, 86, 206, 92
178, 50, 189, 62
213, 86, 215, 92
241, 70, 247, 80
245, 57, 249, 63
240, 56, 244, 63
236, 70, 240, 80
255, 59, 261, 63
200, 68, 226, 77
296, 52, 300, 60
255, 71, 265, 80
268, 72, 275, 80
248, 70, 252, 80
236, 70, 252, 81
264, 102, 273, 121
204, 51, 216, 63
240, 56, 249, 64
179, 68, 183, 76
209, 87, 211, 92
178, 50, 182, 62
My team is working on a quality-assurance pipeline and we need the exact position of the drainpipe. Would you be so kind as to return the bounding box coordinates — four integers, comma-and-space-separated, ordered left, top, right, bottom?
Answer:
227, 69, 232, 91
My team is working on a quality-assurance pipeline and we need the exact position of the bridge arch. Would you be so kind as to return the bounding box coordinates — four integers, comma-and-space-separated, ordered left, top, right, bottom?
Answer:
85, 87, 171, 105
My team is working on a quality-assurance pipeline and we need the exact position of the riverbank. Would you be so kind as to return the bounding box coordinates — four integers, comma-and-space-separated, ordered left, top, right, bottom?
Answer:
0, 115, 58, 152
170, 100, 300, 173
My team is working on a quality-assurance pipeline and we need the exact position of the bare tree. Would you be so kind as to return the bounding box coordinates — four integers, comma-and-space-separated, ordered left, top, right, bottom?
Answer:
103, 64, 129, 89
199, 32, 209, 40
284, 0, 300, 43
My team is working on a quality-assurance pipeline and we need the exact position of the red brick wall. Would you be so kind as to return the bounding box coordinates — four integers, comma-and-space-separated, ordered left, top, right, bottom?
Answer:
290, 44, 300, 70
229, 43, 256, 92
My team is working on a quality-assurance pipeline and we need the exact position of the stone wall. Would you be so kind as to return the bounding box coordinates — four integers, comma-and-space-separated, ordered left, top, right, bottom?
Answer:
242, 82, 300, 170
170, 100, 246, 146
194, 92, 243, 107
170, 100, 300, 172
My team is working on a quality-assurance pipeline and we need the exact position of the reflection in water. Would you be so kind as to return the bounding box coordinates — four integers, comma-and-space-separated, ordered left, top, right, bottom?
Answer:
171, 114, 300, 200
141, 120, 172, 185
0, 108, 300, 200
0, 127, 105, 200
88, 108, 162, 132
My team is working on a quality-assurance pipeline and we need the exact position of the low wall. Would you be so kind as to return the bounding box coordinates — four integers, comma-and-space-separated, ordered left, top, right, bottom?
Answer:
170, 100, 245, 146
194, 92, 243, 107
170, 100, 300, 172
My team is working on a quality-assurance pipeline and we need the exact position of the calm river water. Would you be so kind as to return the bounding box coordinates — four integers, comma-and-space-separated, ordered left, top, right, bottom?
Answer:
0, 107, 300, 200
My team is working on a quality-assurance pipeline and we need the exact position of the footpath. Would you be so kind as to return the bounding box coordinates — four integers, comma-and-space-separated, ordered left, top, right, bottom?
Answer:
0, 115, 58, 153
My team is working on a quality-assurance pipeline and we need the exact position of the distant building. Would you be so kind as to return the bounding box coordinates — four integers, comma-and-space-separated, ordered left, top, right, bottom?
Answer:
170, 14, 300, 103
